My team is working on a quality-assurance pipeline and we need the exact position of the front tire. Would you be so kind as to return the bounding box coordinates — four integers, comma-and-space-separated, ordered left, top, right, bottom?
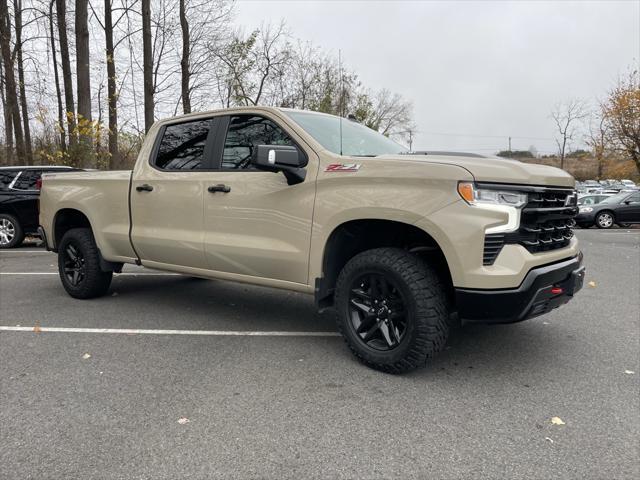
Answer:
58, 228, 112, 299
0, 213, 24, 249
595, 211, 615, 229
334, 248, 450, 374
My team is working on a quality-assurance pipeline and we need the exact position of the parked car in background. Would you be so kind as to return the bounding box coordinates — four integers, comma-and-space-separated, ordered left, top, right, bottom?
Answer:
576, 191, 640, 229
0, 166, 81, 248
577, 194, 613, 206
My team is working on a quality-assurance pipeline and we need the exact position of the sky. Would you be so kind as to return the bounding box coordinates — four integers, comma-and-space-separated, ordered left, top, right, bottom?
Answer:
234, 0, 640, 155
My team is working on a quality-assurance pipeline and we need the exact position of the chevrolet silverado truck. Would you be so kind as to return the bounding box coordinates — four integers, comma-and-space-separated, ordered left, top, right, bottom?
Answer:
39, 107, 585, 373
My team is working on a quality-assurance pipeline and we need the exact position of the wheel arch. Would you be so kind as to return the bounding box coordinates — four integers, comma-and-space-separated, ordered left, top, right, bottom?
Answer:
52, 208, 93, 251
315, 218, 453, 309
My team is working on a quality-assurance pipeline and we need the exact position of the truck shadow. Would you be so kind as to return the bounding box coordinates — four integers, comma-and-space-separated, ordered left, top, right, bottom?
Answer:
109, 274, 563, 375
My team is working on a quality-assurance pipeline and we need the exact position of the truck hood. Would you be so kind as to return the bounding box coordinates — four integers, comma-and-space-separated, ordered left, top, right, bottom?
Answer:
375, 154, 575, 188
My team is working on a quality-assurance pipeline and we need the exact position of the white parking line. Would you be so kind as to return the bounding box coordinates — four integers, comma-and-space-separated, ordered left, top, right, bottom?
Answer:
0, 326, 340, 337
0, 250, 51, 253
0, 272, 178, 276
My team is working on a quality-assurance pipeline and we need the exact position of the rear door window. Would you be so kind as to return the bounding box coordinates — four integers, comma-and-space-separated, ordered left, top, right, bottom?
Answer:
11, 170, 41, 191
154, 119, 213, 170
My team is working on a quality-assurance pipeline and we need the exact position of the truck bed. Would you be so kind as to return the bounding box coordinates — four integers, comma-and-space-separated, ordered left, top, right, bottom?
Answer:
39, 170, 137, 262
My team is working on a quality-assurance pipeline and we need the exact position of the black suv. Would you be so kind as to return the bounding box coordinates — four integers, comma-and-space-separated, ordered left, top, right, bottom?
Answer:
0, 166, 80, 248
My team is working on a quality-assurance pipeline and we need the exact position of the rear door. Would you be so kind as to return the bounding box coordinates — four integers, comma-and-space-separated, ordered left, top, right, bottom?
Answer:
130, 117, 219, 269
7, 170, 41, 230
616, 193, 640, 222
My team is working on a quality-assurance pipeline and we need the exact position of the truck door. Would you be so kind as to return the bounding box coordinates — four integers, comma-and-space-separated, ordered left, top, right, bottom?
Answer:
130, 117, 219, 269
202, 113, 318, 285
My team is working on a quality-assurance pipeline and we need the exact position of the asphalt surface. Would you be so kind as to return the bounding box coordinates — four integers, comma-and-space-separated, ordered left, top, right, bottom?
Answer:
0, 230, 638, 479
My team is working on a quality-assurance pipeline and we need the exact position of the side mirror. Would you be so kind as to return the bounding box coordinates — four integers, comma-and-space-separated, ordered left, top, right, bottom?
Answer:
251, 145, 307, 185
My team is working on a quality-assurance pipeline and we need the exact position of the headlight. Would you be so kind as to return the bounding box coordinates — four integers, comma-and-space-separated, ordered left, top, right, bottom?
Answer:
579, 206, 593, 213
457, 182, 527, 208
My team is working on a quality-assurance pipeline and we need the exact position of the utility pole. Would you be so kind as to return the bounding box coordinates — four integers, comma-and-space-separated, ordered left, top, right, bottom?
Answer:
508, 136, 512, 152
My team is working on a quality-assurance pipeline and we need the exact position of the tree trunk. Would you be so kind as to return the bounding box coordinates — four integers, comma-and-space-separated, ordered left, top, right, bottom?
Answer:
0, 0, 25, 164
142, 0, 154, 133
49, 0, 65, 152
104, 0, 119, 168
14, 0, 32, 164
0, 57, 14, 163
179, 0, 190, 114
75, 0, 94, 167
55, 0, 76, 149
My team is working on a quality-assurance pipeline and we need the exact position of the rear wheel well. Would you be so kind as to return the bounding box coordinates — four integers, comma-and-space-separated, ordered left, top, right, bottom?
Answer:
53, 209, 92, 251
316, 219, 453, 309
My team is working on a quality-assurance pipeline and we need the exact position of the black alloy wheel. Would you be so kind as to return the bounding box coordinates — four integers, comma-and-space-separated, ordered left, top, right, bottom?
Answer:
348, 273, 407, 351
62, 242, 86, 286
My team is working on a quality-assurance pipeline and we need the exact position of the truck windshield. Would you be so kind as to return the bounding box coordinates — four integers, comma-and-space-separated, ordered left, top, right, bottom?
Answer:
284, 111, 407, 157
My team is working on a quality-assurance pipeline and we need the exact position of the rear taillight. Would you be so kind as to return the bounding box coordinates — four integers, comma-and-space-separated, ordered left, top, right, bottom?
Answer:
36, 178, 42, 190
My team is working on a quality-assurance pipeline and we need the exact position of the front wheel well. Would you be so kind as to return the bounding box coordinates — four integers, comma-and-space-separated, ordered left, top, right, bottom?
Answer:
316, 219, 453, 309
53, 209, 92, 251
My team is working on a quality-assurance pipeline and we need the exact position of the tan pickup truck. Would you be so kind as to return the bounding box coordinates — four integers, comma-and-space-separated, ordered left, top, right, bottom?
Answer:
39, 107, 585, 373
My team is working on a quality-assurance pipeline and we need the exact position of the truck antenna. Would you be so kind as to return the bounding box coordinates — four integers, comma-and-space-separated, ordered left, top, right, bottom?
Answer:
339, 49, 343, 156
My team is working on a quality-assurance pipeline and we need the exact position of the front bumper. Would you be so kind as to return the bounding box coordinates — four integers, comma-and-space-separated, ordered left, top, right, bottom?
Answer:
455, 253, 584, 324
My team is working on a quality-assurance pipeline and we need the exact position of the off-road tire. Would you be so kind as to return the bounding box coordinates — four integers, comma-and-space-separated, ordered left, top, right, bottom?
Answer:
334, 248, 449, 374
58, 228, 112, 299
595, 211, 615, 229
0, 213, 24, 249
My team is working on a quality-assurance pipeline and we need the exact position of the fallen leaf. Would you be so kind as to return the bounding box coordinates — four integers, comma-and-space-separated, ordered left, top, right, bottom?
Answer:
33, 325, 41, 333
177, 417, 190, 425
624, 370, 635, 375
587, 281, 596, 288
82, 353, 91, 360
545, 437, 554, 443
551, 417, 565, 425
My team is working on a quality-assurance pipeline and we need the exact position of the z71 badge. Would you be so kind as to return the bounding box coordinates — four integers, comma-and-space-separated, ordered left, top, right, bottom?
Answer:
325, 163, 361, 172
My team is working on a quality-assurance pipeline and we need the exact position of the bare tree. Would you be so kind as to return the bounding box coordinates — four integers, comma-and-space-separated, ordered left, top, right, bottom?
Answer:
75, 0, 94, 165
48, 0, 65, 151
55, 0, 76, 148
551, 99, 587, 170
0, 0, 25, 164
13, 0, 32, 163
104, 0, 119, 167
142, 0, 153, 132
179, 0, 190, 113
585, 110, 609, 179
0, 56, 14, 161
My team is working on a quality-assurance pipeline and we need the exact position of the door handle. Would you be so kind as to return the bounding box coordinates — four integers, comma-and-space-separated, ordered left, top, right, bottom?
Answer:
136, 184, 154, 192
208, 184, 231, 193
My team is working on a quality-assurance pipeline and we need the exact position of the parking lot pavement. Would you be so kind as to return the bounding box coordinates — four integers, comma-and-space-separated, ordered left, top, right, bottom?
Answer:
1, 230, 638, 479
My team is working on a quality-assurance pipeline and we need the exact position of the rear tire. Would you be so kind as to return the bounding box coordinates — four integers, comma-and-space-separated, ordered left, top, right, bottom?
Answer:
58, 228, 112, 299
0, 213, 24, 249
334, 248, 450, 374
595, 211, 615, 229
